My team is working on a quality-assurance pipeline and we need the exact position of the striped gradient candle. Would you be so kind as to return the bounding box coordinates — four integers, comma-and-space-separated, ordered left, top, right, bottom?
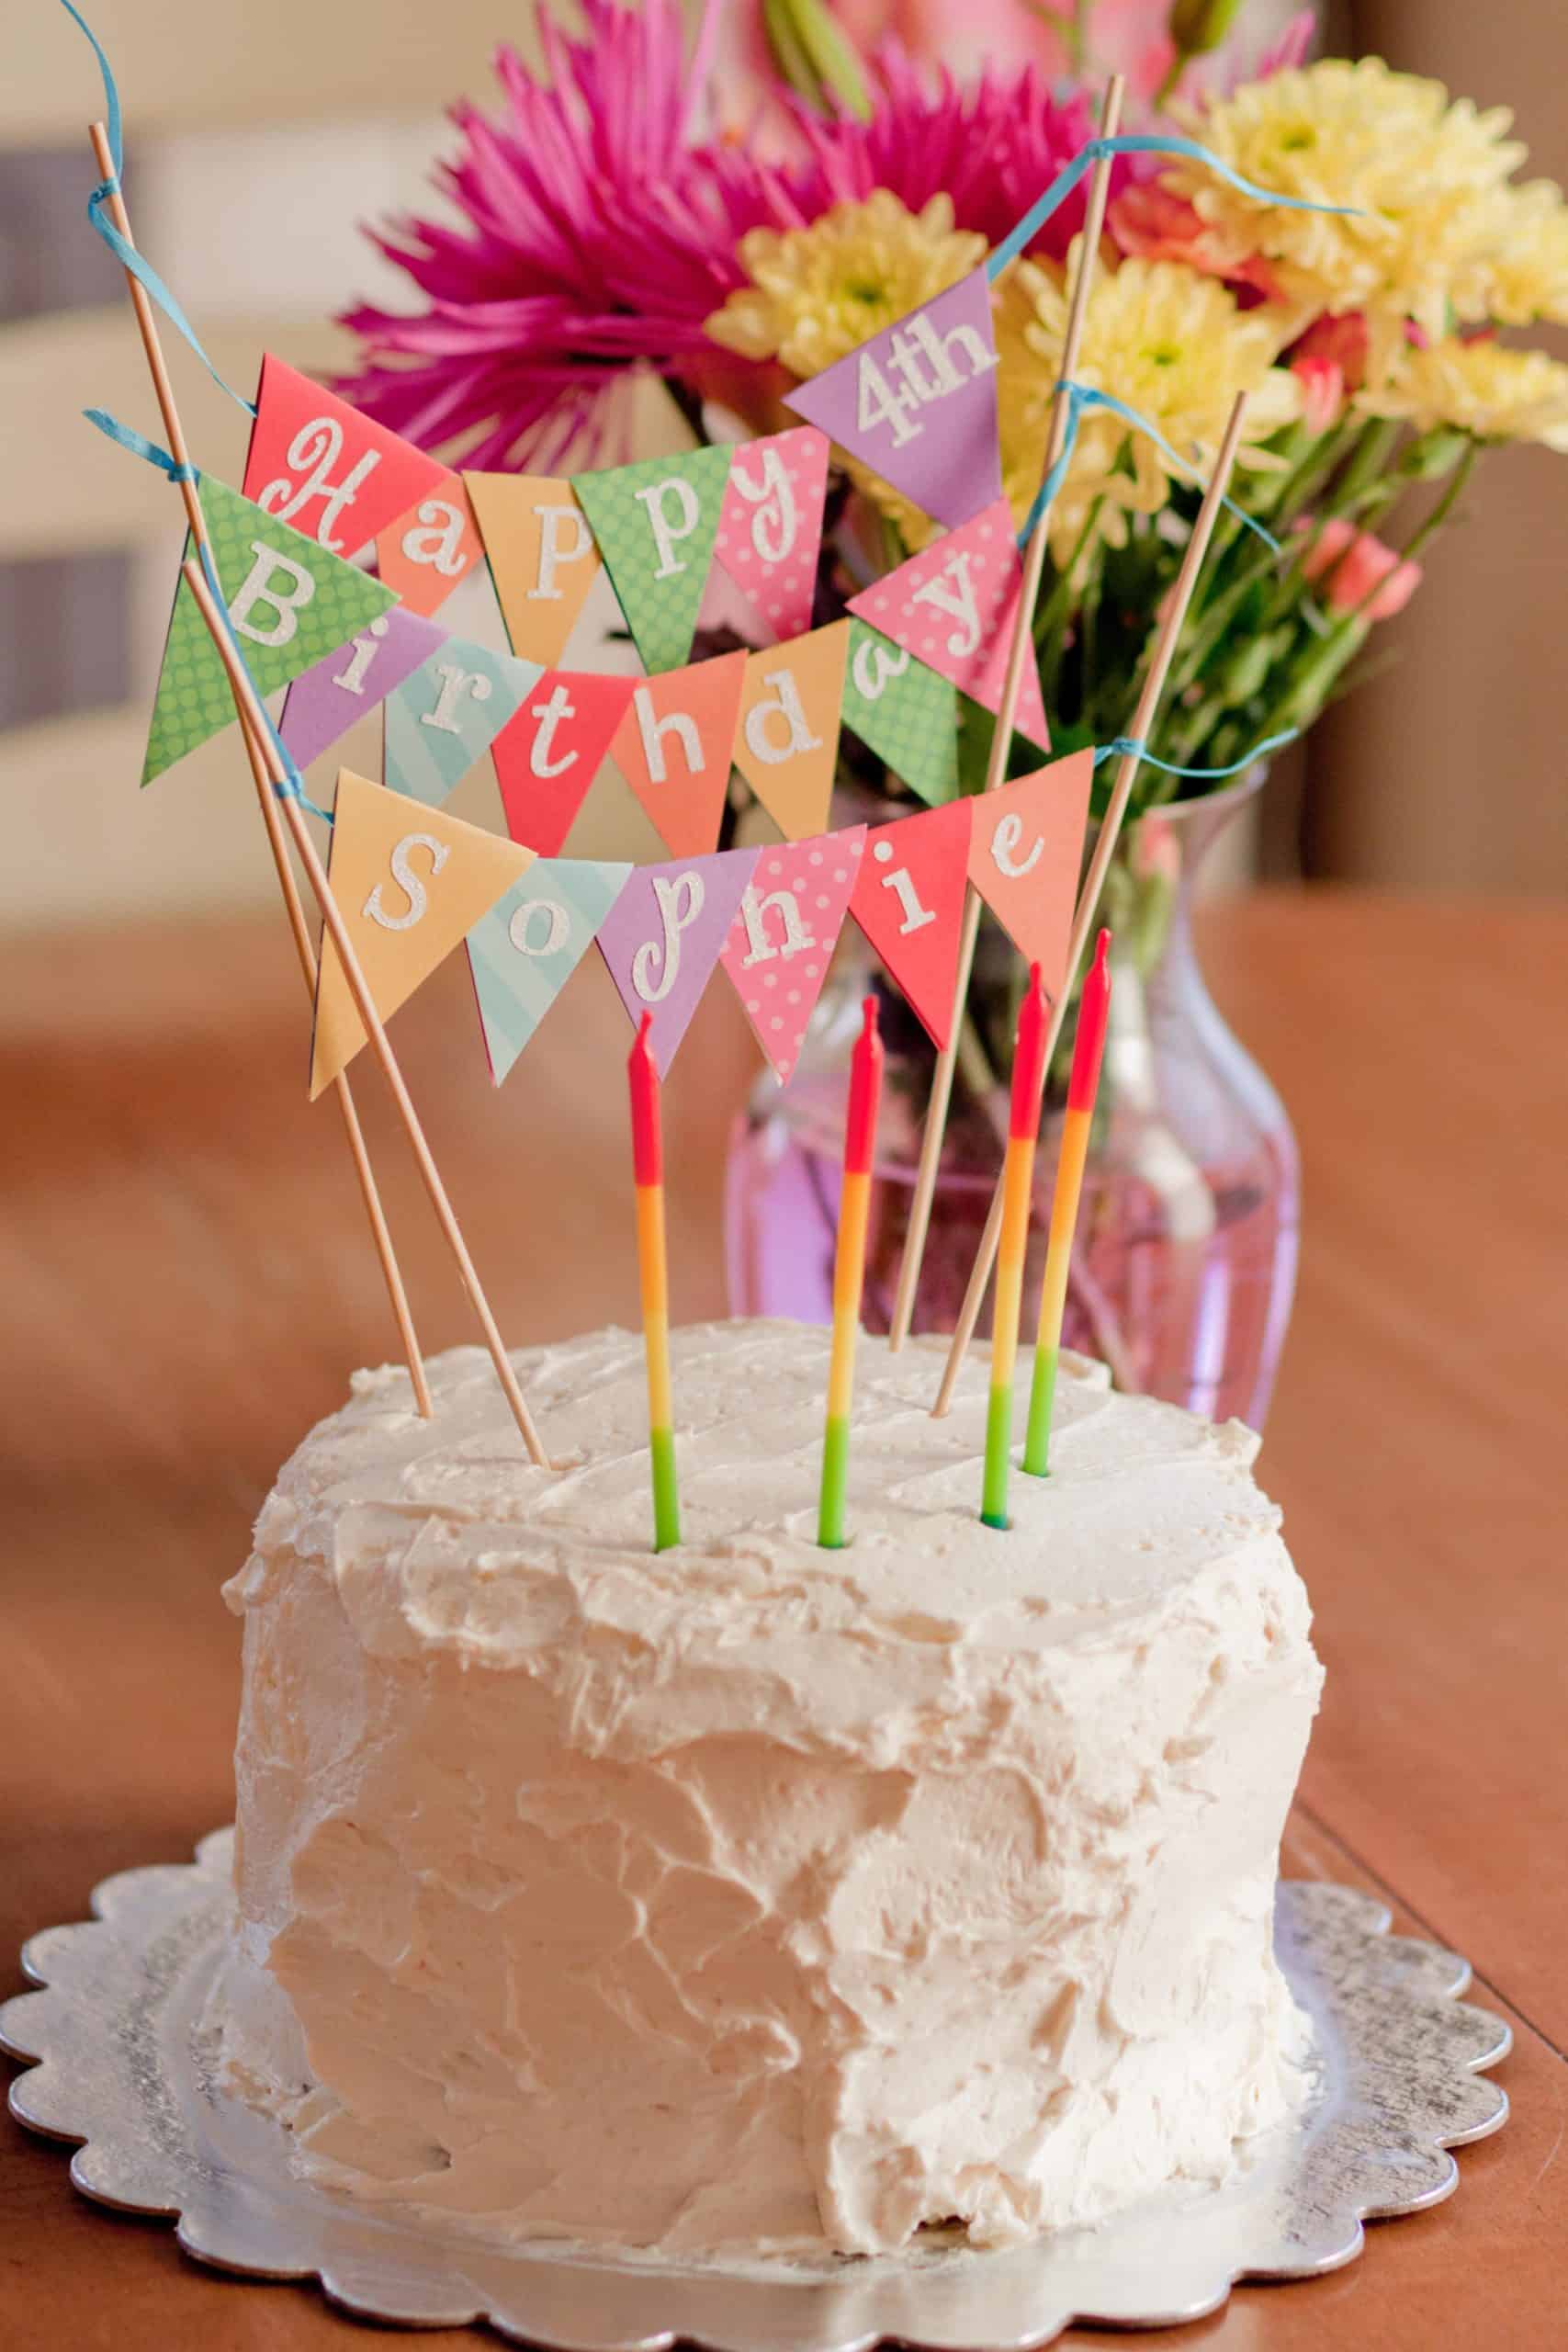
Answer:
818, 998, 885, 1549
628, 1012, 680, 1552
981, 963, 1051, 1529
1024, 929, 1112, 1478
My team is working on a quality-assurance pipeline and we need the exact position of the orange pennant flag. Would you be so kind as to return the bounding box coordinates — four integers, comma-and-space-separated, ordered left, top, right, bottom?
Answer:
377, 471, 485, 617
609, 650, 747, 858
463, 472, 606, 668
965, 748, 1096, 1002
731, 619, 849, 841
310, 769, 536, 1099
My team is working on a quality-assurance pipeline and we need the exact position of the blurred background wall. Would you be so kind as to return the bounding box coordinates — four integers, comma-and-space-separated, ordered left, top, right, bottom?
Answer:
3, 0, 1565, 932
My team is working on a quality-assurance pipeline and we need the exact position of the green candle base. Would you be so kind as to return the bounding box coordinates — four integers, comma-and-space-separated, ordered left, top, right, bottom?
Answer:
818, 1415, 850, 1548
649, 1426, 681, 1552
1022, 1345, 1059, 1479
981, 1385, 1015, 1528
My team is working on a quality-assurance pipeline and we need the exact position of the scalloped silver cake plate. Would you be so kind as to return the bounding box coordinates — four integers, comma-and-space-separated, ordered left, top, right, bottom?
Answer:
3, 1831, 1508, 2348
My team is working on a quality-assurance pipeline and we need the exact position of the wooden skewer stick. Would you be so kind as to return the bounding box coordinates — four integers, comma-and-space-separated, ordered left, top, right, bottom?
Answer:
930, 390, 1252, 1419
183, 558, 552, 1468
886, 74, 1126, 1352
87, 121, 434, 1421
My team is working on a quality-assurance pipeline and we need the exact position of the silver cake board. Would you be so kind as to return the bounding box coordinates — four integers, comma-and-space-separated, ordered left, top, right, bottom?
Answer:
2, 1829, 1509, 2346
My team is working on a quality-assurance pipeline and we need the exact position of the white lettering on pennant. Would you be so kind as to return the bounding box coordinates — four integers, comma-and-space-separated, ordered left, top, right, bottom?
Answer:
365, 831, 447, 931
871, 835, 935, 935
229, 542, 316, 647
904, 308, 998, 396
631, 871, 705, 1003
852, 300, 996, 450
850, 634, 911, 703
910, 549, 982, 659
531, 503, 593, 599
634, 476, 702, 580
256, 417, 380, 553
508, 897, 570, 957
331, 614, 390, 696
990, 809, 1043, 880
528, 684, 577, 777
739, 884, 817, 969
421, 662, 493, 736
742, 667, 821, 767
730, 447, 798, 565
400, 498, 468, 576
855, 350, 924, 448
632, 685, 702, 784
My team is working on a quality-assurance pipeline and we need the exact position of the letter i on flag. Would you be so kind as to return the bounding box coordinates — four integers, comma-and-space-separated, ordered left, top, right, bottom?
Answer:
142, 475, 400, 784
279, 607, 450, 773
464, 473, 605, 669
467, 857, 633, 1085
720, 827, 866, 1082
712, 425, 829, 643
383, 639, 546, 808
597, 848, 762, 1075
245, 353, 449, 555
731, 620, 849, 842
572, 445, 733, 674
849, 800, 973, 1049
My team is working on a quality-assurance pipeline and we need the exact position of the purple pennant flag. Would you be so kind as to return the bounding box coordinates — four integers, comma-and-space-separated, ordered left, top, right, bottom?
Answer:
278, 606, 449, 772
596, 847, 762, 1076
784, 267, 1002, 532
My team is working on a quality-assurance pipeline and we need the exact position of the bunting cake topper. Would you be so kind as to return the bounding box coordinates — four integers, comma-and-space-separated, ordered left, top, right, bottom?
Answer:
383, 639, 547, 809
465, 471, 607, 668
571, 445, 733, 674
712, 425, 829, 644
377, 471, 486, 617
245, 353, 449, 556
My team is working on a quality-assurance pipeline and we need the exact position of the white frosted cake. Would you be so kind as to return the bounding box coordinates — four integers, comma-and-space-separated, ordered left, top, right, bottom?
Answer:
218, 1317, 1322, 2258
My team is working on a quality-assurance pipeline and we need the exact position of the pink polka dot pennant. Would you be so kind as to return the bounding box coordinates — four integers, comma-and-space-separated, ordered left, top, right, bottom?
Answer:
712, 427, 829, 647
718, 824, 867, 1082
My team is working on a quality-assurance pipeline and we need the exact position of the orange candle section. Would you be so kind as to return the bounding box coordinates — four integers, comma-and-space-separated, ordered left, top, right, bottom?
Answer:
981, 963, 1051, 1528
1024, 930, 1112, 1477
628, 1012, 680, 1551
818, 998, 885, 1548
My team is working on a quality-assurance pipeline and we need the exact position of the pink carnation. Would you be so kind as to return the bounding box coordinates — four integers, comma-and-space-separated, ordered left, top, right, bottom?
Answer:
1297, 518, 1423, 622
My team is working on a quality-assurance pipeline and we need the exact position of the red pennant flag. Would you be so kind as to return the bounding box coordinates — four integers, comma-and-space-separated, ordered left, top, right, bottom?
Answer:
849, 800, 973, 1050
966, 751, 1096, 1003
492, 672, 637, 856
244, 353, 448, 557
609, 651, 747, 858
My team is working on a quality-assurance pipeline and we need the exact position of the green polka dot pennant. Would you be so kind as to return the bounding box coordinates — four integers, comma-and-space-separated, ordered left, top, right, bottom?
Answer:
142, 474, 400, 785
570, 445, 733, 675
840, 617, 962, 808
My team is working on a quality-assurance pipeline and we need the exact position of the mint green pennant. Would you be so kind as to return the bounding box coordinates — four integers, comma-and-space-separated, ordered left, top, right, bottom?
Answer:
571, 444, 732, 673
468, 858, 632, 1085
840, 617, 962, 807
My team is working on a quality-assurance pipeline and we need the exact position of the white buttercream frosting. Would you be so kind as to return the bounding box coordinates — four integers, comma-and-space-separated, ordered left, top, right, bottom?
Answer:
219, 1318, 1322, 2258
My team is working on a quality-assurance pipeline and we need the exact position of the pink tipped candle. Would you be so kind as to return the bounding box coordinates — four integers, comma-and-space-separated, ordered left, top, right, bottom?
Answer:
1024, 930, 1112, 1477
818, 998, 884, 1548
981, 964, 1051, 1529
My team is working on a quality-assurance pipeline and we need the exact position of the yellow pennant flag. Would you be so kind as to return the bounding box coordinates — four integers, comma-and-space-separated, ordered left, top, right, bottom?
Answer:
310, 769, 536, 1098
463, 472, 606, 668
730, 620, 849, 842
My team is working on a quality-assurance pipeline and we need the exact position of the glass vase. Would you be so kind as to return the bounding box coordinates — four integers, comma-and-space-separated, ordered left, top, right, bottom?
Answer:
724, 774, 1298, 1430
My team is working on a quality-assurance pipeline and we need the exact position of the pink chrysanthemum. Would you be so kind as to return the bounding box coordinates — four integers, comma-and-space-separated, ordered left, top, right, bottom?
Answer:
338, 1, 1124, 473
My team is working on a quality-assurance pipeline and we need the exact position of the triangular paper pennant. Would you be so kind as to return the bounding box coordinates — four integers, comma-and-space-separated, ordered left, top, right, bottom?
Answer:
244, 353, 448, 557
731, 620, 849, 842
784, 268, 1001, 532
383, 639, 546, 808
847, 497, 1049, 749
492, 671, 637, 856
142, 476, 399, 785
840, 617, 962, 808
464, 472, 605, 667
278, 606, 449, 773
609, 651, 747, 858
712, 426, 829, 643
719, 826, 866, 1082
467, 857, 633, 1086
596, 846, 761, 1076
571, 444, 733, 673
377, 471, 485, 616
966, 750, 1096, 1002
310, 769, 535, 1097
849, 799, 973, 1050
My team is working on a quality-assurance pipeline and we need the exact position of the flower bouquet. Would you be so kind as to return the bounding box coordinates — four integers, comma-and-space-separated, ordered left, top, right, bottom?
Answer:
342, 0, 1568, 1422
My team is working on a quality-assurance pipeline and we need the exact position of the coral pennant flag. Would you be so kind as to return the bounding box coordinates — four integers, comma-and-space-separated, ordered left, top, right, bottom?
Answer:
966, 749, 1097, 1002
784, 268, 1001, 532
719, 826, 867, 1082
278, 607, 449, 773
464, 472, 605, 667
244, 353, 448, 557
849, 799, 973, 1049
840, 617, 962, 808
847, 497, 1050, 750
377, 471, 484, 617
467, 857, 633, 1086
731, 620, 849, 842
609, 651, 747, 858
383, 639, 546, 809
596, 846, 761, 1076
310, 769, 535, 1098
142, 476, 399, 785
571, 445, 733, 673
712, 426, 829, 643
492, 672, 637, 855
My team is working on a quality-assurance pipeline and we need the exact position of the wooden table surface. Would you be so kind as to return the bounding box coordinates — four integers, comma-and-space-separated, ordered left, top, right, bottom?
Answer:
3, 890, 1564, 2347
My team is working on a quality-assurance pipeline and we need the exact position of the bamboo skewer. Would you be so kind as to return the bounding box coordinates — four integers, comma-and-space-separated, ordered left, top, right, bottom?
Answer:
87, 121, 434, 1422
930, 390, 1252, 1419
886, 73, 1126, 1351
183, 558, 550, 1466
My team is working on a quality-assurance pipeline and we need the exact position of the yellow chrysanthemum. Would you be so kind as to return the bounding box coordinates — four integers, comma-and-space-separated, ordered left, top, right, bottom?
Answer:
1483, 180, 1568, 328
1363, 337, 1568, 450
704, 190, 987, 379
995, 245, 1302, 565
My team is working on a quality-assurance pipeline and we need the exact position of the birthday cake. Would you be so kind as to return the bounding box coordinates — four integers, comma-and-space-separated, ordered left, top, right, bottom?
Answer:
216, 1317, 1322, 2259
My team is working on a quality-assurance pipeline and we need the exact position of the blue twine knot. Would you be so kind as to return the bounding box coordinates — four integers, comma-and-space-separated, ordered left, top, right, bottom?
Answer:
84, 406, 197, 482
1021, 379, 1281, 555
190, 542, 333, 822
1093, 729, 1298, 778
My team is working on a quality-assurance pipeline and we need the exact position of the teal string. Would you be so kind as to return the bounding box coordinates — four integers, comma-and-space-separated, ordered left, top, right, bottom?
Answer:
987, 131, 1359, 280
1093, 729, 1298, 777
1020, 380, 1280, 553
84, 406, 197, 482
59, 0, 256, 416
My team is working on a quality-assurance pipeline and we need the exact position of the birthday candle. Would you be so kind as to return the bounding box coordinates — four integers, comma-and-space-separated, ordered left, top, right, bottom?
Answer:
1023, 930, 1112, 1478
981, 964, 1051, 1530
818, 998, 885, 1549
628, 1012, 680, 1552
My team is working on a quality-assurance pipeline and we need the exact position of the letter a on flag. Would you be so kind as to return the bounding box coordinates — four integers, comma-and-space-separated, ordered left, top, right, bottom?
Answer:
572, 445, 733, 674
720, 826, 866, 1082
245, 353, 449, 556
784, 269, 1001, 532
840, 617, 962, 808
383, 639, 546, 808
966, 749, 1095, 1003
378, 470, 485, 618
731, 620, 849, 842
492, 672, 637, 856
609, 650, 747, 858
712, 425, 829, 643
310, 769, 535, 1098
596, 847, 761, 1075
142, 476, 399, 785
849, 800, 973, 1050
467, 857, 633, 1086
464, 473, 607, 669
847, 496, 1049, 750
